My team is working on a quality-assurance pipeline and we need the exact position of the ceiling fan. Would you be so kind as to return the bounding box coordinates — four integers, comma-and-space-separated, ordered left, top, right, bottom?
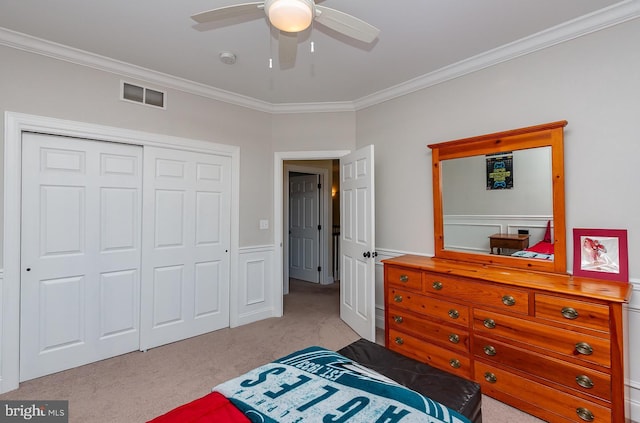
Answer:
191, 0, 380, 67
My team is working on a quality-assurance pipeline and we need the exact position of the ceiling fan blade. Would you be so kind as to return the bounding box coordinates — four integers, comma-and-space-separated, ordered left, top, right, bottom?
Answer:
191, 2, 264, 24
314, 6, 380, 43
279, 31, 298, 68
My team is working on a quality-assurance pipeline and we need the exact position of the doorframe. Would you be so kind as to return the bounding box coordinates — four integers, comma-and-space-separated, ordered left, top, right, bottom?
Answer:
274, 151, 350, 316
1, 111, 240, 394
284, 164, 329, 294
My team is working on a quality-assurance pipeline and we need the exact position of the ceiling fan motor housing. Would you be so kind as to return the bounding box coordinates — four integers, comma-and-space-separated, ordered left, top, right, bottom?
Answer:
264, 0, 315, 32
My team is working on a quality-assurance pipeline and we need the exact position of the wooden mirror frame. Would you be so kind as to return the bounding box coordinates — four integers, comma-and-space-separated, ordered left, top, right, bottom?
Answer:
428, 121, 568, 274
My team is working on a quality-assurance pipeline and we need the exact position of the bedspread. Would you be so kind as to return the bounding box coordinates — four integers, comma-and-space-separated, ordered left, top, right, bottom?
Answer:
214, 346, 471, 423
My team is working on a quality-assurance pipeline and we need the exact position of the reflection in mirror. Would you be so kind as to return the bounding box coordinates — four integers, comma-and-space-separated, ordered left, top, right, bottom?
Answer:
428, 120, 567, 273
441, 147, 553, 260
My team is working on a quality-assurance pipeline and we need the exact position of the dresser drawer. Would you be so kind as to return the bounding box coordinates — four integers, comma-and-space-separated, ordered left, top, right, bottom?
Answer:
476, 361, 611, 422
388, 329, 471, 379
389, 288, 469, 326
535, 294, 610, 334
474, 335, 611, 401
474, 309, 611, 368
386, 265, 423, 290
388, 306, 470, 352
422, 271, 530, 315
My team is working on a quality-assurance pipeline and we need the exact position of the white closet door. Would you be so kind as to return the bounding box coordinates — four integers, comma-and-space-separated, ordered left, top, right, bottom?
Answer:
20, 133, 142, 381
140, 147, 231, 350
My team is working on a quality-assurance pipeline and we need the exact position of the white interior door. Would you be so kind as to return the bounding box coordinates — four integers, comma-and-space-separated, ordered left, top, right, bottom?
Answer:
140, 146, 231, 350
340, 145, 375, 341
20, 132, 142, 381
289, 174, 320, 283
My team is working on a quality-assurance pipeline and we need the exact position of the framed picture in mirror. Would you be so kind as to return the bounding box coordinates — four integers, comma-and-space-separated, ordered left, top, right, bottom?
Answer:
572, 228, 628, 282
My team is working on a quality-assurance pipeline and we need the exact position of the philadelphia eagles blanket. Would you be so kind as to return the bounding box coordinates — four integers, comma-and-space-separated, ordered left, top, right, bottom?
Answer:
214, 346, 471, 423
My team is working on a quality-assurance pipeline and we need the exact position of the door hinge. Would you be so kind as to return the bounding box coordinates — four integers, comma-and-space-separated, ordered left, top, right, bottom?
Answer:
317, 224, 322, 230
318, 266, 322, 272
318, 183, 321, 189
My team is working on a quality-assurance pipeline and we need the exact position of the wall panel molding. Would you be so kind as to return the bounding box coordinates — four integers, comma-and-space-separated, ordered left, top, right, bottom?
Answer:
236, 245, 276, 327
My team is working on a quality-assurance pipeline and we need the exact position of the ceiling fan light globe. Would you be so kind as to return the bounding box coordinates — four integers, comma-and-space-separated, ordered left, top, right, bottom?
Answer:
266, 0, 313, 32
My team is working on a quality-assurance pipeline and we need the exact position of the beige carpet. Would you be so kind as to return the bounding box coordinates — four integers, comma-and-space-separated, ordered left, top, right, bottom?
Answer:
0, 279, 543, 422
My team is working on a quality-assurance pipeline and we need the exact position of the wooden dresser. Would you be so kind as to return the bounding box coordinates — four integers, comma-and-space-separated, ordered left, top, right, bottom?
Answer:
383, 254, 631, 423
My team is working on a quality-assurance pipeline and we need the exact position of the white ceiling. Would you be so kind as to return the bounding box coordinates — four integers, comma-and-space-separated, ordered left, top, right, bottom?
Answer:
0, 0, 636, 109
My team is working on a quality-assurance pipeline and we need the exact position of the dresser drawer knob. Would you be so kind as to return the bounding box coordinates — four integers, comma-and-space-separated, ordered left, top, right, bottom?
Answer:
576, 407, 595, 422
576, 375, 595, 389
448, 309, 460, 319
393, 315, 404, 324
562, 307, 579, 320
483, 345, 497, 356
394, 337, 404, 345
399, 274, 409, 283
501, 295, 516, 306
394, 295, 403, 303
575, 342, 593, 356
484, 372, 497, 384
432, 281, 443, 290
449, 359, 461, 369
448, 333, 460, 344
483, 318, 496, 329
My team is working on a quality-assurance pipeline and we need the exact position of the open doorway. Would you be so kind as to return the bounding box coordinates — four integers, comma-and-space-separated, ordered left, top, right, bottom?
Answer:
274, 147, 376, 342
283, 160, 340, 296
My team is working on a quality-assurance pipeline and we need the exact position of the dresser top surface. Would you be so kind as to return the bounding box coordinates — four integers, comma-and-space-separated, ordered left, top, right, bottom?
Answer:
383, 255, 632, 303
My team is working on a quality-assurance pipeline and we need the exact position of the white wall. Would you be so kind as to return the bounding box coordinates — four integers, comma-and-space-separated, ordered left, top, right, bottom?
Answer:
0, 43, 358, 393
442, 148, 552, 215
357, 18, 640, 420
272, 112, 356, 151
0, 45, 275, 252
0, 46, 359, 252
1, 15, 639, 419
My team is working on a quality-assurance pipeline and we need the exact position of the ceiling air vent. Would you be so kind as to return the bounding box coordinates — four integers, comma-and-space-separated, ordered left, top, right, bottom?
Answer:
121, 81, 166, 109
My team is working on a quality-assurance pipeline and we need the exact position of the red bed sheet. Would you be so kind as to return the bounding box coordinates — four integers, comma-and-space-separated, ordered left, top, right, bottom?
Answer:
526, 240, 554, 255
148, 391, 249, 423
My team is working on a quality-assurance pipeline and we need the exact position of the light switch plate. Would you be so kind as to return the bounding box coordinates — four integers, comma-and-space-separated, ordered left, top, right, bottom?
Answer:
259, 219, 269, 230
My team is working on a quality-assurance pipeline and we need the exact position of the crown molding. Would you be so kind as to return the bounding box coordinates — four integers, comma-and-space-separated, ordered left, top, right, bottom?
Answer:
0, 27, 278, 113
1, 0, 638, 114
269, 101, 355, 114
353, 0, 640, 110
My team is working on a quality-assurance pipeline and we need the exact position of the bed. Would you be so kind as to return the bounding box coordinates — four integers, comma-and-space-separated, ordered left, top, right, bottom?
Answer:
149, 339, 481, 423
511, 220, 554, 260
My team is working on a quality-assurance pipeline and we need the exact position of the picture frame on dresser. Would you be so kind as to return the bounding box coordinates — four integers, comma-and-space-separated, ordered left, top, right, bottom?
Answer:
572, 228, 628, 282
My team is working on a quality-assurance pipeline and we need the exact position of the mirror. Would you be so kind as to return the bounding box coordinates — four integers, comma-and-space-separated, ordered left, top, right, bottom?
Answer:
428, 121, 567, 273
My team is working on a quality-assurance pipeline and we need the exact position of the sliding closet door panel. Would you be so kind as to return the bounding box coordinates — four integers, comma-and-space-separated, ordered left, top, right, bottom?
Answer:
140, 147, 230, 350
20, 132, 142, 381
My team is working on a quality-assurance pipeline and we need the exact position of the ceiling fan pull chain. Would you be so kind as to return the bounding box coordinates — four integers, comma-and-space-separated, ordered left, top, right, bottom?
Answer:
269, 19, 274, 69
